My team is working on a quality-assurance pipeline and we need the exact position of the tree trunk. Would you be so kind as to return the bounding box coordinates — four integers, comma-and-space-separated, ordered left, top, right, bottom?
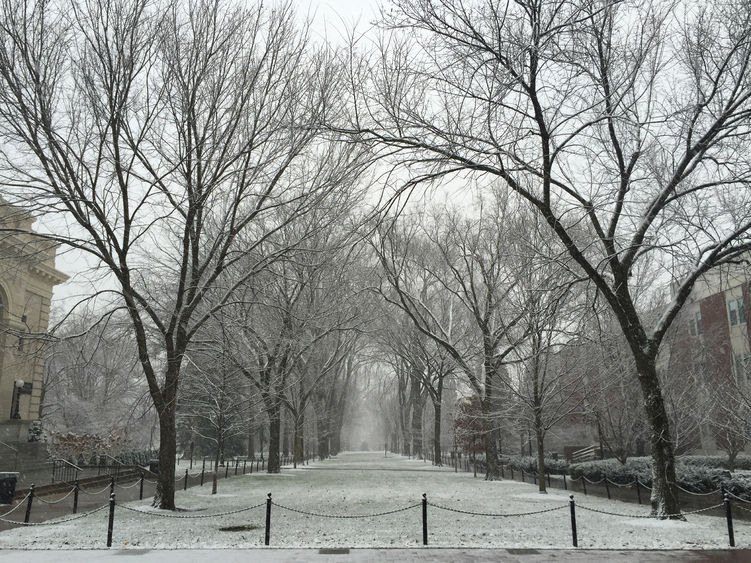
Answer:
433, 400, 442, 466
481, 399, 500, 480
634, 356, 682, 519
267, 401, 281, 473
294, 411, 304, 468
153, 406, 177, 509
536, 426, 546, 494
212, 439, 222, 495
411, 401, 423, 459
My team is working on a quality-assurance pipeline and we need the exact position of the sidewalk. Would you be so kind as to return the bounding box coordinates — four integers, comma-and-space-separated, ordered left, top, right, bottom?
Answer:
0, 548, 746, 562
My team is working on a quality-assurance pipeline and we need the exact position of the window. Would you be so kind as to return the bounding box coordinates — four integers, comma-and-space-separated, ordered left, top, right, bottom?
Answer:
729, 296, 745, 327
695, 311, 703, 335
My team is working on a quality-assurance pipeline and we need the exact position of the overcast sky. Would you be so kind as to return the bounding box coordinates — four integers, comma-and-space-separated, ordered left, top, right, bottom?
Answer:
308, 0, 381, 40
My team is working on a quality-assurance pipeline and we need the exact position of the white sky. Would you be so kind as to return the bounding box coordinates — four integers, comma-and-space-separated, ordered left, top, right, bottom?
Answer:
307, 0, 381, 41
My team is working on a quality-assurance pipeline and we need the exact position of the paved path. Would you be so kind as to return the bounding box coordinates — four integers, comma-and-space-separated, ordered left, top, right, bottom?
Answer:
0, 548, 746, 562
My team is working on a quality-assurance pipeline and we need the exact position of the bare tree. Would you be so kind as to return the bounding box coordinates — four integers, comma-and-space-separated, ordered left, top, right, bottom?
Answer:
373, 196, 532, 479
0, 0, 364, 508
340, 0, 751, 516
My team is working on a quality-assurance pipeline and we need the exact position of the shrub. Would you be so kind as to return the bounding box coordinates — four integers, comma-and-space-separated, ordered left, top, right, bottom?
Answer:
499, 455, 570, 475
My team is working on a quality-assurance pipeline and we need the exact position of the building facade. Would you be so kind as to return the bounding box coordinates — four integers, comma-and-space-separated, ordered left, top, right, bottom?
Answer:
0, 200, 67, 443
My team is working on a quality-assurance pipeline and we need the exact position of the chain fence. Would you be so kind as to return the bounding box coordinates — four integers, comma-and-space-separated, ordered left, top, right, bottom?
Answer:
271, 501, 420, 519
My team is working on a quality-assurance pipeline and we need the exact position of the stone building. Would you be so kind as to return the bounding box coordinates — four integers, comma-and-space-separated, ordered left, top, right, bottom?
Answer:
0, 200, 68, 446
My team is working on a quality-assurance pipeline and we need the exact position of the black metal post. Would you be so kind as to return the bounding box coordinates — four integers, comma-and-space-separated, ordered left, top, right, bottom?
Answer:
184, 468, 188, 491
225, 464, 229, 479
73, 481, 79, 514
510, 468, 514, 480
581, 477, 587, 495
635, 481, 642, 504
605, 479, 611, 500
724, 494, 735, 547
107, 493, 115, 548
569, 495, 578, 547
139, 476, 144, 500
265, 493, 272, 546
200, 469, 205, 486
244, 460, 247, 475
563, 473, 567, 490
110, 477, 115, 496
521, 469, 525, 482
422, 493, 428, 546
202, 458, 206, 471
547, 472, 551, 488
235, 460, 239, 476
24, 484, 34, 523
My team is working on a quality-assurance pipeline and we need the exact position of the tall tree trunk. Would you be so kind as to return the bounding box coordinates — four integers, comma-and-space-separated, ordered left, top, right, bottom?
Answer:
411, 401, 423, 459
294, 410, 304, 467
212, 436, 222, 495
481, 398, 500, 479
634, 355, 681, 519
153, 404, 177, 509
267, 401, 281, 473
433, 399, 442, 466
535, 425, 546, 494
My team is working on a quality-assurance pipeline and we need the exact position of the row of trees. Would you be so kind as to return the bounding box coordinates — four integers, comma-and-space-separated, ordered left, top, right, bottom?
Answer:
3, 0, 751, 519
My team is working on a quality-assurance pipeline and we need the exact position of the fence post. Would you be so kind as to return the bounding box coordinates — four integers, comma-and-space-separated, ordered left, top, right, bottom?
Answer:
521, 469, 525, 483
184, 469, 188, 491
235, 460, 239, 476
605, 479, 611, 500
244, 460, 247, 475
73, 480, 80, 514
202, 458, 206, 471
265, 493, 272, 546
510, 468, 514, 480
107, 493, 116, 548
200, 469, 205, 486
139, 475, 144, 500
563, 473, 567, 491
422, 493, 428, 545
724, 494, 735, 547
547, 472, 551, 488
635, 481, 641, 505
581, 477, 587, 496
225, 464, 229, 479
24, 484, 35, 523
569, 495, 578, 548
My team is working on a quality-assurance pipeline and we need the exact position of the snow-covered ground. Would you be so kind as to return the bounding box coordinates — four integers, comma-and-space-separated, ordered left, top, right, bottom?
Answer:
0, 451, 746, 550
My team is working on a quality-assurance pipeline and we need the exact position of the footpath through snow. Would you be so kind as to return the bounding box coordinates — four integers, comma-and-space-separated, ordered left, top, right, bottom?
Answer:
0, 451, 747, 550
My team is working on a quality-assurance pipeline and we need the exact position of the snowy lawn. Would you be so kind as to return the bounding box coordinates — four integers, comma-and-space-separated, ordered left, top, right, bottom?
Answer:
0, 451, 747, 550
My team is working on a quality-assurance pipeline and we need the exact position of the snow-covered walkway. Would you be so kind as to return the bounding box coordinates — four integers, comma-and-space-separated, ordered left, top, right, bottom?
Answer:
0, 451, 747, 550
